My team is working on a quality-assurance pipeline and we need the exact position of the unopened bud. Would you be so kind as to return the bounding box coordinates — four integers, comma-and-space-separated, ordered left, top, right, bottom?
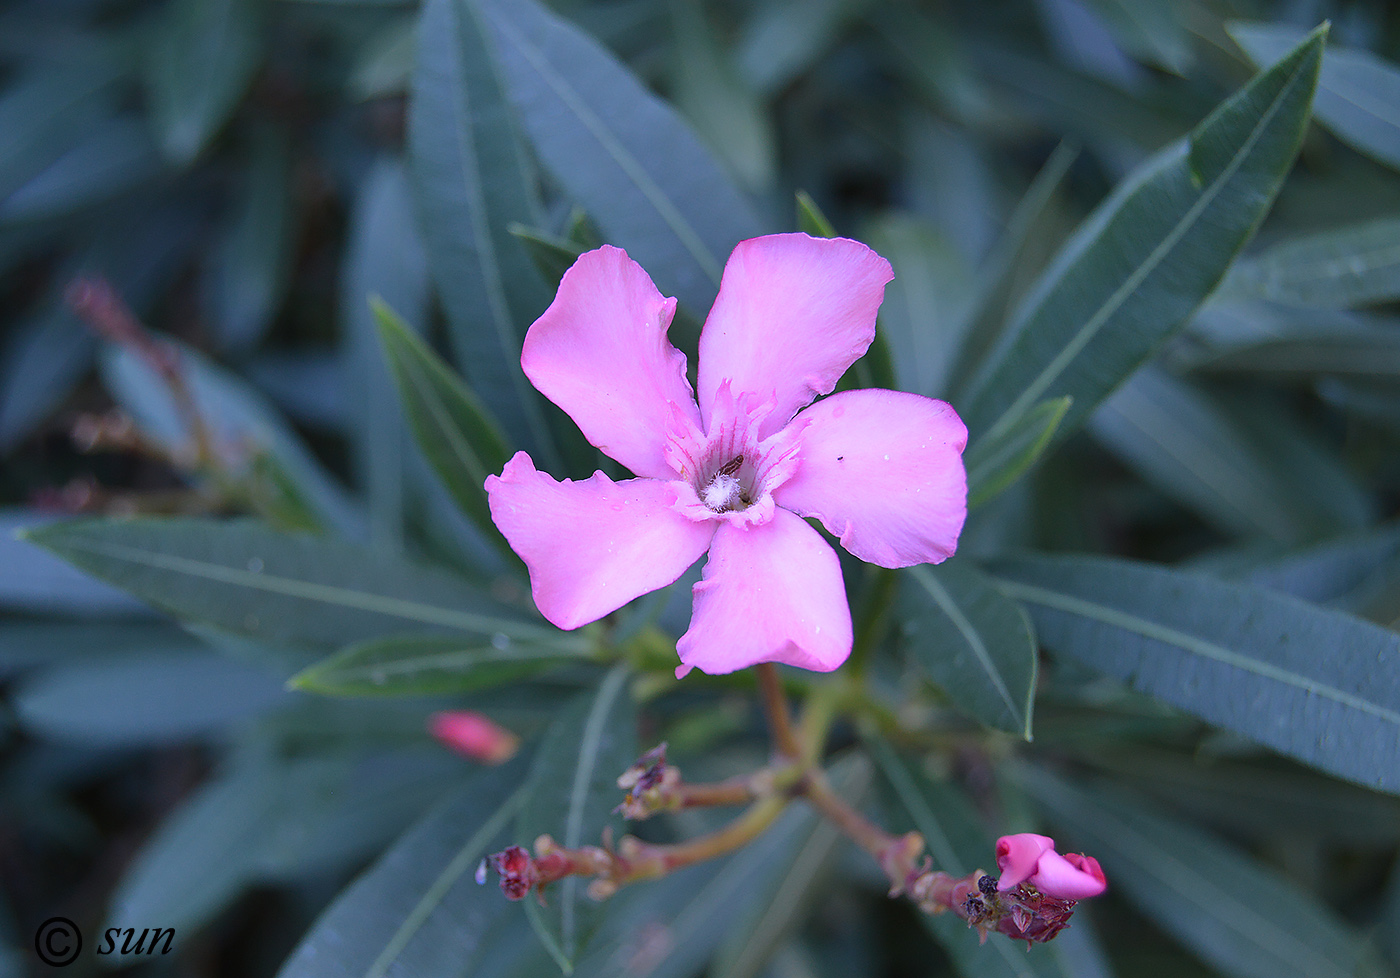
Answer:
429, 710, 520, 764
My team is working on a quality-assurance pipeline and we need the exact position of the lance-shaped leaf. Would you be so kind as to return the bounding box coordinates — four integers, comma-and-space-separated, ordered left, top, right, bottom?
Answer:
1014, 765, 1391, 978
290, 631, 594, 697
375, 300, 512, 551
1230, 21, 1400, 173
209, 125, 293, 351
21, 517, 572, 652
990, 554, 1400, 794
477, 0, 763, 315
1219, 217, 1400, 309
964, 396, 1070, 509
114, 749, 460, 938
276, 756, 531, 978
1090, 366, 1341, 543
959, 28, 1324, 447
144, 0, 263, 165
867, 737, 1087, 978
899, 561, 1037, 739
343, 160, 430, 553
409, 0, 560, 465
517, 667, 636, 973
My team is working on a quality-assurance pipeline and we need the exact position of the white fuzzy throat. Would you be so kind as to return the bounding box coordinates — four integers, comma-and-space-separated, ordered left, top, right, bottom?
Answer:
701, 473, 744, 512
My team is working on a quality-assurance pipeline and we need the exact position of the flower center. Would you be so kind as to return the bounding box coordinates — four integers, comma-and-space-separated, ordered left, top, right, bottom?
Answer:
700, 455, 752, 512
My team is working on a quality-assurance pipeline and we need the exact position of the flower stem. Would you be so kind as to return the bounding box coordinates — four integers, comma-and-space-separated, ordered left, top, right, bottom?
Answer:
755, 662, 801, 760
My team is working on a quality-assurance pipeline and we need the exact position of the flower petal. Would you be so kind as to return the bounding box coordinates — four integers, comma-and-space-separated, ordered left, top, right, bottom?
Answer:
676, 509, 852, 675
996, 833, 1056, 890
1030, 850, 1108, 900
696, 234, 893, 439
522, 245, 701, 479
486, 452, 716, 629
774, 389, 967, 568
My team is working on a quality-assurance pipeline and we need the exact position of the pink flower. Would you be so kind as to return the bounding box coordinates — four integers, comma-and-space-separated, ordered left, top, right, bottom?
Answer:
995, 833, 1107, 900
429, 710, 519, 764
485, 233, 967, 677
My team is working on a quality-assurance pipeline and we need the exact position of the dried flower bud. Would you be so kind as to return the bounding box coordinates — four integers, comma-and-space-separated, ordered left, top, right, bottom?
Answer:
487, 845, 538, 901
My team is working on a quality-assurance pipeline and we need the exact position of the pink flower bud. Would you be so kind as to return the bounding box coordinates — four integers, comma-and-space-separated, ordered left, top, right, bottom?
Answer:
428, 710, 519, 764
995, 833, 1106, 900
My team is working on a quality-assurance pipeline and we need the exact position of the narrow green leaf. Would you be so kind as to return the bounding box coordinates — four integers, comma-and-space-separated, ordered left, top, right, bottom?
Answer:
1082, 0, 1193, 74
867, 737, 1079, 978
795, 190, 836, 239
709, 755, 869, 978
736, 0, 872, 96
344, 160, 430, 553
1230, 21, 1400, 173
863, 212, 974, 398
964, 396, 1070, 508
1089, 367, 1323, 542
0, 116, 160, 225
1014, 766, 1391, 978
14, 652, 286, 745
144, 0, 263, 165
275, 756, 531, 978
519, 667, 637, 972
478, 0, 763, 315
947, 141, 1078, 400
1220, 217, 1400, 309
3, 511, 150, 617
900, 561, 1037, 738
209, 125, 293, 350
114, 749, 459, 937
22, 517, 572, 652
374, 299, 514, 555
290, 632, 593, 697
0, 621, 193, 679
409, 0, 560, 465
990, 554, 1400, 794
960, 27, 1324, 447
670, 0, 775, 192
509, 223, 585, 288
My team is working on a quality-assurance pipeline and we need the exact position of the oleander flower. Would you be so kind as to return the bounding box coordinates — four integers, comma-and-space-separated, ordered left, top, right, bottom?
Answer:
485, 233, 967, 677
995, 833, 1108, 900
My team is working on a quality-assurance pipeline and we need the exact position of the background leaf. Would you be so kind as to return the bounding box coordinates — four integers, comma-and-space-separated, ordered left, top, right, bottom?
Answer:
408, 0, 560, 465
478, 0, 764, 316
991, 554, 1400, 793
518, 666, 637, 972
959, 28, 1323, 447
899, 561, 1037, 738
144, 0, 263, 165
1230, 21, 1400, 173
290, 632, 593, 697
23, 517, 569, 652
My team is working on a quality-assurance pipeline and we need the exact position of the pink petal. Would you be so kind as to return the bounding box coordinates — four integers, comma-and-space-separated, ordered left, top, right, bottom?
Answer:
996, 833, 1056, 891
676, 510, 852, 675
1029, 850, 1108, 900
486, 452, 716, 629
774, 389, 967, 568
696, 234, 893, 440
522, 246, 701, 479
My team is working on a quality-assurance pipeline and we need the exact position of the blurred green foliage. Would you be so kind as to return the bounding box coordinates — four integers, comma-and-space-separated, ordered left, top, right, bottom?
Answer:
2, 0, 1400, 976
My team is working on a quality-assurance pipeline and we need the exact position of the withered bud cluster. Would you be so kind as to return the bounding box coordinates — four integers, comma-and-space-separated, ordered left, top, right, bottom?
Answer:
905, 868, 1080, 947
